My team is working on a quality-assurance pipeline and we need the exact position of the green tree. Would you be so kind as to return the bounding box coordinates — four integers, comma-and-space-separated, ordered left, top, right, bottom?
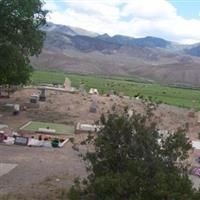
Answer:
0, 44, 32, 85
68, 110, 200, 200
0, 0, 47, 89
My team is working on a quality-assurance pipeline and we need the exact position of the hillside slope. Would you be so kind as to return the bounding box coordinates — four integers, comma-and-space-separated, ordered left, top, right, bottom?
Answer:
32, 23, 200, 86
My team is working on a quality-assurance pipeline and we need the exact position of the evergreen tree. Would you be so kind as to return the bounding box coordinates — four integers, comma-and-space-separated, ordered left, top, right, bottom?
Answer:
68, 109, 200, 200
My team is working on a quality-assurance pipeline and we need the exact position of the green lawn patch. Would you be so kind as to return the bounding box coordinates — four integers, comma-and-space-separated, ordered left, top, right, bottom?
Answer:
31, 70, 200, 110
20, 121, 74, 135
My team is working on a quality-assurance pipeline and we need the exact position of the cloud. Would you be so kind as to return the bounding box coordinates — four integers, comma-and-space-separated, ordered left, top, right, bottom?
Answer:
44, 0, 200, 44
43, 0, 58, 11
67, 1, 121, 21
121, 0, 177, 20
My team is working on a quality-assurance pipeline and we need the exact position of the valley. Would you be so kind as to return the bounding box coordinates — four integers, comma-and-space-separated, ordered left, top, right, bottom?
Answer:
32, 70, 200, 110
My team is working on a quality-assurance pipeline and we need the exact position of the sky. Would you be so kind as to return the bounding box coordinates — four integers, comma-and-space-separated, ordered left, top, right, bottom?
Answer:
44, 0, 200, 44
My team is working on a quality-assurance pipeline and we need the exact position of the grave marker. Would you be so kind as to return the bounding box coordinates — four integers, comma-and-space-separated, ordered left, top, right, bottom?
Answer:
90, 101, 97, 113
39, 88, 46, 101
30, 94, 39, 103
0, 133, 4, 142
14, 136, 29, 146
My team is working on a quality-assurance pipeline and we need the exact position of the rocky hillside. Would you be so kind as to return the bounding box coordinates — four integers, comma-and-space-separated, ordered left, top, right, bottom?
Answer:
31, 23, 200, 86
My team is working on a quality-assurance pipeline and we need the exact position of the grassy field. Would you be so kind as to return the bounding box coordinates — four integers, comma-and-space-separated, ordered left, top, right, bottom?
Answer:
31, 71, 200, 110
20, 121, 74, 135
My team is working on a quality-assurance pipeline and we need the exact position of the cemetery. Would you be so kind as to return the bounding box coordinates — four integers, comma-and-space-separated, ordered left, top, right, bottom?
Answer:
2, 1, 200, 197
1, 78, 200, 197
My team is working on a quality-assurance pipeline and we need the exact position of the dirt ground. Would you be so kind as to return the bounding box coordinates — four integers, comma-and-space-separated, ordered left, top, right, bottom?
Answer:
1, 88, 200, 138
0, 88, 200, 198
0, 137, 87, 200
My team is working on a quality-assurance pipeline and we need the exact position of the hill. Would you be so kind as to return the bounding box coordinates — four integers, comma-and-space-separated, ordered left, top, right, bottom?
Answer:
31, 23, 200, 86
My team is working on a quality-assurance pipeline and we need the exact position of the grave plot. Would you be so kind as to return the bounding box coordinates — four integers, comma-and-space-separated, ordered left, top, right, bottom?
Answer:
20, 121, 74, 136
13, 121, 75, 148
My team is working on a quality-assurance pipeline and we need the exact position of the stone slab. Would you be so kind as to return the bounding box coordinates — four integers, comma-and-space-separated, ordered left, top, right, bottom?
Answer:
0, 163, 18, 177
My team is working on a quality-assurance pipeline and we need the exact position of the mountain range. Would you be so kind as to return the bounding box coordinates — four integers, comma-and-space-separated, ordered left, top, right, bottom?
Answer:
31, 22, 200, 86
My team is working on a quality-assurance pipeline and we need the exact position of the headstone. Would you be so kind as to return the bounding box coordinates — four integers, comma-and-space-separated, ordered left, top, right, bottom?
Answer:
89, 88, 99, 95
4, 136, 14, 145
28, 138, 43, 147
64, 77, 71, 90
14, 136, 29, 146
13, 104, 20, 115
90, 101, 97, 113
39, 88, 46, 101
0, 133, 4, 142
79, 83, 86, 94
30, 94, 39, 103
38, 128, 56, 134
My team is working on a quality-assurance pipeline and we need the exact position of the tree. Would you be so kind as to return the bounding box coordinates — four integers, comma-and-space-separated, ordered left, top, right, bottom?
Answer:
68, 109, 200, 200
0, 0, 47, 89
0, 44, 32, 85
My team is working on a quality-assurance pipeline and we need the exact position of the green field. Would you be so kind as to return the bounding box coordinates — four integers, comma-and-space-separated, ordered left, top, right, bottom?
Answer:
20, 121, 74, 135
31, 71, 200, 110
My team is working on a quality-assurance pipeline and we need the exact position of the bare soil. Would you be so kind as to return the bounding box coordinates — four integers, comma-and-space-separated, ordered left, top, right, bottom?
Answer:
0, 88, 200, 199
0, 137, 87, 200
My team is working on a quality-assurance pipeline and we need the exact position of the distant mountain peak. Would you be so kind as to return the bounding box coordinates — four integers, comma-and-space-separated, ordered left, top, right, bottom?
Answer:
43, 22, 98, 37
42, 22, 200, 52
32, 22, 200, 86
102, 33, 110, 37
